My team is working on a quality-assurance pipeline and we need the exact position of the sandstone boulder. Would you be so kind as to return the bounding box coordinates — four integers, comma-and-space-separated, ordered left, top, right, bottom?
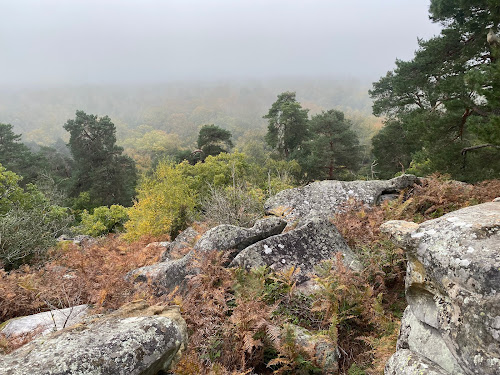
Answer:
265, 175, 419, 222
126, 253, 194, 296
385, 349, 450, 375
0, 305, 90, 340
382, 201, 500, 374
0, 301, 187, 375
194, 217, 286, 257
160, 227, 198, 262
230, 215, 361, 283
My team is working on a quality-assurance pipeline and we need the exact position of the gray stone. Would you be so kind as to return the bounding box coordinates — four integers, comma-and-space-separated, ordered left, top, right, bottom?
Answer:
126, 253, 194, 296
282, 324, 338, 374
382, 201, 500, 375
1, 305, 90, 339
194, 217, 286, 259
385, 349, 450, 375
265, 175, 419, 222
397, 307, 464, 374
230, 215, 360, 283
72, 234, 95, 246
160, 227, 198, 262
0, 301, 187, 375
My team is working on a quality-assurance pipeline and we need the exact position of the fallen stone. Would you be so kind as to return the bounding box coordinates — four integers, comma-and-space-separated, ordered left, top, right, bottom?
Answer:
0, 301, 187, 375
265, 175, 419, 222
0, 305, 90, 339
382, 201, 500, 375
230, 215, 361, 283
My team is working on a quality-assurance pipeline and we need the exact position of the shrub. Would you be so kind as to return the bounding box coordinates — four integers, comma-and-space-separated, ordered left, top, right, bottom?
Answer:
79, 205, 129, 237
201, 184, 264, 227
124, 161, 196, 241
0, 165, 72, 270
0, 203, 71, 270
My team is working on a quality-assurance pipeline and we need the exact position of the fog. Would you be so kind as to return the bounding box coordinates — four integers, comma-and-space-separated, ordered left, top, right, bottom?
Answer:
0, 0, 441, 86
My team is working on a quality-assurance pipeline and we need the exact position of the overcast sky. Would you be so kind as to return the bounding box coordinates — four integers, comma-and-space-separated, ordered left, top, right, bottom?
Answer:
0, 0, 442, 86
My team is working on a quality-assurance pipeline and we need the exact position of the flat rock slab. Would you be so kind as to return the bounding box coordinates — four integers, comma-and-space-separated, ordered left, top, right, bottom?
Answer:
265, 175, 419, 222
1, 302, 187, 375
230, 215, 360, 283
382, 201, 500, 375
1, 305, 90, 339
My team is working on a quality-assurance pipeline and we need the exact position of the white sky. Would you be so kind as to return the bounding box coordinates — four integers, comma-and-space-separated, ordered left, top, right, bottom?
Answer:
0, 0, 442, 85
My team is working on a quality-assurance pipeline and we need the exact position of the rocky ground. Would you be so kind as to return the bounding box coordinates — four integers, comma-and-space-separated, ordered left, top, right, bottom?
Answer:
1, 175, 499, 374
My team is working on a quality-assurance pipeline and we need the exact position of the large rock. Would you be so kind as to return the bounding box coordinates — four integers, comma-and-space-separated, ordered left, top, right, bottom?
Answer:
385, 349, 450, 375
1, 305, 90, 339
160, 226, 199, 262
126, 253, 194, 296
230, 215, 361, 283
265, 175, 419, 222
0, 301, 187, 375
381, 201, 500, 375
194, 217, 286, 255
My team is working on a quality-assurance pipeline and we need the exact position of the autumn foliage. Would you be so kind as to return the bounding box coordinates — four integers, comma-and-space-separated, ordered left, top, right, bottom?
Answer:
1, 175, 498, 373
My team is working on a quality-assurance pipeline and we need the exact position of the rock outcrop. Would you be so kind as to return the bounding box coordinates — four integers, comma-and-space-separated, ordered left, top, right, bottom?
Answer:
0, 301, 187, 375
160, 227, 198, 262
265, 174, 419, 222
0, 305, 90, 340
230, 215, 361, 282
381, 201, 500, 375
194, 217, 286, 257
126, 253, 194, 296
129, 219, 287, 295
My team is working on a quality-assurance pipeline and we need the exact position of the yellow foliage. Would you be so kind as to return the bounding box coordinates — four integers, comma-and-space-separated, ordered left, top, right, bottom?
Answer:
123, 161, 196, 241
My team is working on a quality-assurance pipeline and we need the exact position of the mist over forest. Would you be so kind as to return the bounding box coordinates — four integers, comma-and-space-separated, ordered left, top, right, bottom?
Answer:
0, 77, 379, 147
1, 1, 500, 374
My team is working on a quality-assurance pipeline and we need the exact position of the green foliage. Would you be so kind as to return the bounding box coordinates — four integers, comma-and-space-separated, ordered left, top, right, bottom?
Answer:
0, 123, 42, 185
177, 152, 256, 199
64, 110, 137, 208
0, 165, 72, 270
264, 92, 309, 160
123, 161, 196, 241
347, 363, 367, 375
299, 109, 362, 180
0, 164, 28, 214
197, 124, 233, 160
370, 1, 500, 181
371, 120, 422, 178
79, 205, 129, 237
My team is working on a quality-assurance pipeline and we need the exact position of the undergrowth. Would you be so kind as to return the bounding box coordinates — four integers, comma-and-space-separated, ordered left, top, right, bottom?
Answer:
0, 235, 165, 323
1, 174, 498, 372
